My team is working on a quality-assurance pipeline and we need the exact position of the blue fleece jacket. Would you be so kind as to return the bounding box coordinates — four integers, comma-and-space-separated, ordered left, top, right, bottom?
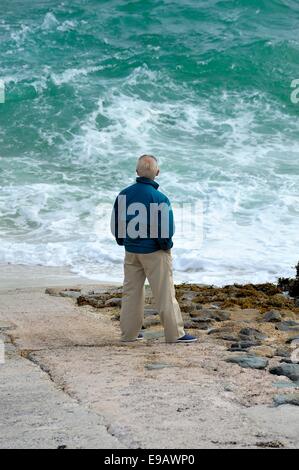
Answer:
111, 177, 174, 253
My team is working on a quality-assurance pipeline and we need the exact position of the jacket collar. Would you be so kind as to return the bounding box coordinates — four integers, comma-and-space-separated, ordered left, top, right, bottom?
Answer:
136, 176, 159, 189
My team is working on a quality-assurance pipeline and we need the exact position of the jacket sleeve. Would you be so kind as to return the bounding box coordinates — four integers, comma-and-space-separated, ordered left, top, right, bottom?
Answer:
157, 198, 174, 251
110, 195, 125, 246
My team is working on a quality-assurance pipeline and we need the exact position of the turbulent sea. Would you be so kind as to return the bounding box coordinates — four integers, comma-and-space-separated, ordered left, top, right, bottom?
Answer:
0, 0, 299, 284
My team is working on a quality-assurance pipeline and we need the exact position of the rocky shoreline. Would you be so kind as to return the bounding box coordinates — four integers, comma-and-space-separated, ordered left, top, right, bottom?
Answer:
46, 263, 299, 409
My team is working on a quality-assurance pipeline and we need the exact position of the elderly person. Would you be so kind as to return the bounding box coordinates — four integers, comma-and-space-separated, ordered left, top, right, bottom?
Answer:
111, 154, 197, 344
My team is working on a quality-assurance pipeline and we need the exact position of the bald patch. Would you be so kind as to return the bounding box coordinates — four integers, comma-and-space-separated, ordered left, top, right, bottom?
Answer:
136, 154, 159, 179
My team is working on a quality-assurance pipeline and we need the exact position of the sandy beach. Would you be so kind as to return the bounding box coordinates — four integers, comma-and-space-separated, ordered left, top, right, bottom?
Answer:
1, 263, 299, 449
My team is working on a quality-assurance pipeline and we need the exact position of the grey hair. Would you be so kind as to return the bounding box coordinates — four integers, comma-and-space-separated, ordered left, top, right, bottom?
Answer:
136, 154, 159, 179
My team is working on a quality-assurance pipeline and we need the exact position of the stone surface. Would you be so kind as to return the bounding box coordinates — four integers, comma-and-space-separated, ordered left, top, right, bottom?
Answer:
248, 346, 275, 358
275, 348, 291, 358
77, 295, 106, 308
226, 355, 268, 370
290, 338, 299, 348
276, 321, 299, 332
190, 309, 230, 322
184, 320, 210, 330
144, 308, 159, 317
105, 297, 122, 307
217, 334, 240, 342
286, 335, 299, 344
0, 343, 124, 449
59, 290, 82, 299
269, 363, 299, 383
272, 381, 298, 389
239, 328, 267, 341
262, 310, 282, 323
229, 341, 260, 352
273, 394, 299, 406
180, 291, 198, 302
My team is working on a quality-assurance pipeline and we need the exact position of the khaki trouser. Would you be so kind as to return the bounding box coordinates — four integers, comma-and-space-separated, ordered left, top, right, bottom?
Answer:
120, 250, 185, 343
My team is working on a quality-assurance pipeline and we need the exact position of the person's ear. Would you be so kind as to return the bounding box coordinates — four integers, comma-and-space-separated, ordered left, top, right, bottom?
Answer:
156, 169, 160, 177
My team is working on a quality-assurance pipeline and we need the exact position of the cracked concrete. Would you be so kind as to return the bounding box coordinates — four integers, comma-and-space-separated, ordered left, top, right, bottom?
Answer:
0, 336, 124, 449
0, 266, 299, 449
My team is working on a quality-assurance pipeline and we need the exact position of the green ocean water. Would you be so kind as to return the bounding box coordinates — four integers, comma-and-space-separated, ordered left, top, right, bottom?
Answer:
0, 0, 299, 283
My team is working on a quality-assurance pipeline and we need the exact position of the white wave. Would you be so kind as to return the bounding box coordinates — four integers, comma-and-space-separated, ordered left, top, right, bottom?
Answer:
50, 65, 104, 86
1, 62, 299, 285
57, 20, 77, 32
41, 12, 59, 30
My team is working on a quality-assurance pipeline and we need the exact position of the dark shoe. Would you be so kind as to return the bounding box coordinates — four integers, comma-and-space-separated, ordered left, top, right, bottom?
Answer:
176, 334, 198, 343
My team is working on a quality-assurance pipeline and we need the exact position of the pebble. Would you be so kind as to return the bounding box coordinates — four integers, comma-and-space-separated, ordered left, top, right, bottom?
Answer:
226, 355, 268, 370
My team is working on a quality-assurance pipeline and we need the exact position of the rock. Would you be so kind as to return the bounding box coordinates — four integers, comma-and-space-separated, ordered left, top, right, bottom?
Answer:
207, 326, 233, 335
60, 290, 82, 299
275, 347, 291, 358
248, 346, 275, 358
239, 327, 267, 341
180, 303, 195, 313
77, 296, 106, 308
184, 321, 210, 330
278, 263, 299, 297
229, 340, 260, 351
144, 308, 159, 317
210, 310, 231, 322
180, 291, 198, 302
111, 313, 120, 321
189, 314, 214, 323
226, 355, 268, 370
286, 335, 299, 344
190, 309, 230, 322
272, 380, 298, 389
105, 298, 122, 307
276, 320, 299, 332
290, 338, 299, 348
262, 310, 282, 323
273, 393, 299, 406
45, 287, 61, 296
291, 348, 299, 364
217, 334, 240, 342
269, 363, 299, 382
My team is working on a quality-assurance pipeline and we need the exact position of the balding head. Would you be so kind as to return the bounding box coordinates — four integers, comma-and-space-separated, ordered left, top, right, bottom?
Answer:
136, 154, 159, 180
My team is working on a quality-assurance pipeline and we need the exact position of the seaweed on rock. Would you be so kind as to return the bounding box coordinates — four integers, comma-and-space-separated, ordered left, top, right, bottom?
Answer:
278, 262, 299, 298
